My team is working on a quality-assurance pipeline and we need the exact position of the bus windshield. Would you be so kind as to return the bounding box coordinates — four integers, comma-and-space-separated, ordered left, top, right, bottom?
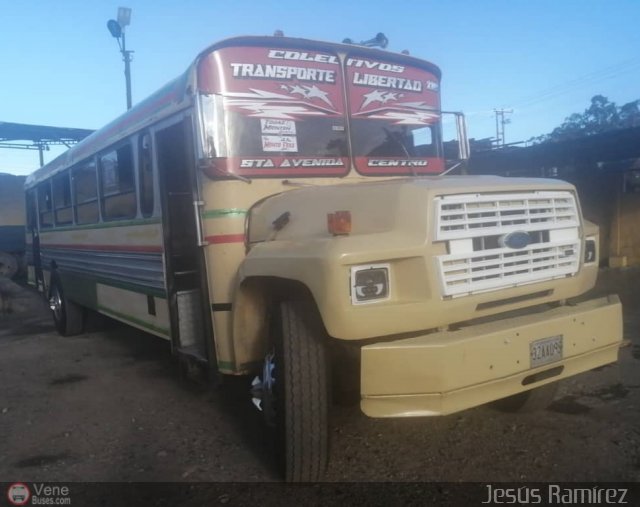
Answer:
198, 45, 349, 178
345, 53, 443, 175
197, 44, 442, 178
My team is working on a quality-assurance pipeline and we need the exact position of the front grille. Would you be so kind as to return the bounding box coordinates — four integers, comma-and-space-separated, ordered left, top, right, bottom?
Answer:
434, 191, 581, 298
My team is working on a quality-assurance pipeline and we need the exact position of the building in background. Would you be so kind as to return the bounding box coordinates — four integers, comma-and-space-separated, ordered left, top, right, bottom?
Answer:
0, 173, 26, 278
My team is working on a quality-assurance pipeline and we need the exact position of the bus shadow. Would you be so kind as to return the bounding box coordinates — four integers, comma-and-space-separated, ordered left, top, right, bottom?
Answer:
213, 374, 280, 479
100, 317, 279, 479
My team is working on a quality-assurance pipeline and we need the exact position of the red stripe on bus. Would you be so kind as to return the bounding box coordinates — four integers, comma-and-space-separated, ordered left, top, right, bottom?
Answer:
205, 234, 245, 244
41, 243, 163, 253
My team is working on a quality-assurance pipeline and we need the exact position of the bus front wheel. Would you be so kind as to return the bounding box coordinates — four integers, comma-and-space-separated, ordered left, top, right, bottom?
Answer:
255, 300, 329, 482
49, 272, 84, 336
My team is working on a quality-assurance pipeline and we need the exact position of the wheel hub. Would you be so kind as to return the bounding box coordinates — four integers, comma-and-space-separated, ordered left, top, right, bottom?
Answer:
49, 287, 62, 320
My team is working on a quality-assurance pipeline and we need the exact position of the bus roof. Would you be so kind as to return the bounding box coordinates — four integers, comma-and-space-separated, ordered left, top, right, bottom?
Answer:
26, 35, 442, 189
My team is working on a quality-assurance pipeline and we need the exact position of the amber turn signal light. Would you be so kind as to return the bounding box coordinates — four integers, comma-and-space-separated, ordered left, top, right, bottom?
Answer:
327, 210, 351, 235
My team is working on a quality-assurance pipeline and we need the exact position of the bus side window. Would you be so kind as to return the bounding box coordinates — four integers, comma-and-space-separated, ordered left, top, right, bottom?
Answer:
73, 159, 99, 224
138, 133, 154, 217
100, 143, 136, 220
38, 182, 53, 228
53, 171, 73, 225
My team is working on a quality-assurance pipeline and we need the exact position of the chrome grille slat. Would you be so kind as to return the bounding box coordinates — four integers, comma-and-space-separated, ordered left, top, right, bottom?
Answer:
434, 191, 581, 297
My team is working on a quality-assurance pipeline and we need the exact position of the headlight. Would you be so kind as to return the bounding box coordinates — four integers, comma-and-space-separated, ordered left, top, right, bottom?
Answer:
350, 264, 390, 305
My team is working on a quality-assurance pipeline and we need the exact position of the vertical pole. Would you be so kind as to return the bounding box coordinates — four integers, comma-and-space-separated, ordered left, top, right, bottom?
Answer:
122, 32, 132, 110
38, 144, 44, 167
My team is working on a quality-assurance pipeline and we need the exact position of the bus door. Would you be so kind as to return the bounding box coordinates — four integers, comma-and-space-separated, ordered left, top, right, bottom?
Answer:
25, 189, 43, 289
155, 117, 215, 369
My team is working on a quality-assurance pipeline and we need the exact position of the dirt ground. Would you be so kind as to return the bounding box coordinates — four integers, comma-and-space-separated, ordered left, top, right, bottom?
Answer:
0, 268, 639, 487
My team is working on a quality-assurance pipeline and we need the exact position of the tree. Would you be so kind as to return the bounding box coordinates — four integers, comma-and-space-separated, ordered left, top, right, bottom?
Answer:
532, 95, 640, 143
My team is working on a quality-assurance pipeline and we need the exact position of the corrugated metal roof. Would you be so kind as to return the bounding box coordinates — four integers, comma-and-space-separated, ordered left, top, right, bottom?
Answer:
0, 122, 93, 143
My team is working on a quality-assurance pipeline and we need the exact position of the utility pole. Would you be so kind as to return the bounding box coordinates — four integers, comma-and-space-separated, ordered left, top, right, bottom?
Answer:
107, 7, 134, 110
493, 108, 513, 148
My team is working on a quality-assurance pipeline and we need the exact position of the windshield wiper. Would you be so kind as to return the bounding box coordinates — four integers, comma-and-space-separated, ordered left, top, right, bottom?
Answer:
383, 127, 417, 177
228, 172, 252, 184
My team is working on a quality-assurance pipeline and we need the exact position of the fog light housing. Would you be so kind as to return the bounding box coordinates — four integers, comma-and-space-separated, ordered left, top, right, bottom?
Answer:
584, 237, 597, 264
351, 264, 390, 304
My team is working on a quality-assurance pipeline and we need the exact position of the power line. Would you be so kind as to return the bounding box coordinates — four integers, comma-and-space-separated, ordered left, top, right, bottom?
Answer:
513, 57, 640, 109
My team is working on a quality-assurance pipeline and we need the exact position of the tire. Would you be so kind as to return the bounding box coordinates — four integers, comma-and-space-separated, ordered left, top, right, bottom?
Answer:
491, 382, 559, 413
266, 300, 329, 482
49, 272, 84, 336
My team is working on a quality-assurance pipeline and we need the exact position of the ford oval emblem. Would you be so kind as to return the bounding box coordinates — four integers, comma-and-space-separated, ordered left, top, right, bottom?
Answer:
500, 231, 531, 249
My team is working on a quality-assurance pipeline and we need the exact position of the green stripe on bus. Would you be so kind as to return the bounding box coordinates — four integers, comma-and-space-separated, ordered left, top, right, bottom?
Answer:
202, 208, 248, 219
99, 278, 167, 299
216, 359, 260, 373
41, 217, 161, 233
97, 305, 170, 336
63, 271, 167, 299
217, 360, 237, 371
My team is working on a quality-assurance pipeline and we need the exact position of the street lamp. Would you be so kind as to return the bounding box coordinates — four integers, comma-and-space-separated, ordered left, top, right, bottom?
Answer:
107, 7, 133, 110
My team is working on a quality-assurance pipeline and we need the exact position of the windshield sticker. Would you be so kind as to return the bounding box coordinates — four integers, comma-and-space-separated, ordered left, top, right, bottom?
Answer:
261, 119, 296, 135
268, 50, 339, 65
346, 58, 404, 73
346, 56, 440, 126
261, 135, 298, 152
355, 156, 443, 174
223, 87, 339, 119
230, 63, 336, 83
239, 157, 344, 168
353, 73, 422, 91
367, 159, 428, 167
199, 46, 345, 120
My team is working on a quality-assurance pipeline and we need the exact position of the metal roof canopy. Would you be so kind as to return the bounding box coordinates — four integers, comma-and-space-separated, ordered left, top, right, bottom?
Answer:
0, 121, 94, 167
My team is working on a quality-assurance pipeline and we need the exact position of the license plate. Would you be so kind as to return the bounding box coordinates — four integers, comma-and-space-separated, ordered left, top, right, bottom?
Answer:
530, 335, 563, 368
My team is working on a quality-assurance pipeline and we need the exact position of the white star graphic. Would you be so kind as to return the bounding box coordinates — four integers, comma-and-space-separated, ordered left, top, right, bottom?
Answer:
361, 89, 388, 109
381, 92, 397, 103
303, 85, 333, 107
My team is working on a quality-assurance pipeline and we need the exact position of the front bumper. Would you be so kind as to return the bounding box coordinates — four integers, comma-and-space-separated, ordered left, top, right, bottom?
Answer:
360, 295, 623, 417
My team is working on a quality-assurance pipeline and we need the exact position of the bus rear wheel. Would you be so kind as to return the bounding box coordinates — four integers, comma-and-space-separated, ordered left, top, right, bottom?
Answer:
254, 300, 329, 482
49, 272, 84, 336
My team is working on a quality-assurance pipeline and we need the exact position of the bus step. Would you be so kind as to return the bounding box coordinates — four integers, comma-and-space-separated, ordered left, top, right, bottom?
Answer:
177, 346, 209, 385
176, 289, 204, 350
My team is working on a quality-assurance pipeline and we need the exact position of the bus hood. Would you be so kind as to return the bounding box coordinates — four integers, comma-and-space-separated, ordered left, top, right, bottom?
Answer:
246, 175, 578, 244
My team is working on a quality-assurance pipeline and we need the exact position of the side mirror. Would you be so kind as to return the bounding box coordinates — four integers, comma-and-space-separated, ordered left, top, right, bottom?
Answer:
442, 111, 470, 161
440, 111, 470, 175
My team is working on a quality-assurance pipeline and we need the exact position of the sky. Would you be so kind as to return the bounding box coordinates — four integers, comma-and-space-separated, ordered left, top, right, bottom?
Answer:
1, 0, 639, 175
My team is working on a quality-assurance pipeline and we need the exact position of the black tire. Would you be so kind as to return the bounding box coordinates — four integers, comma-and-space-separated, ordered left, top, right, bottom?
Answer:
272, 300, 329, 482
491, 382, 559, 413
49, 272, 84, 336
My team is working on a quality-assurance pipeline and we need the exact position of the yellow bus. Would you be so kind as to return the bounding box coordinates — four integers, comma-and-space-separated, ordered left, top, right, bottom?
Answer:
25, 34, 622, 481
